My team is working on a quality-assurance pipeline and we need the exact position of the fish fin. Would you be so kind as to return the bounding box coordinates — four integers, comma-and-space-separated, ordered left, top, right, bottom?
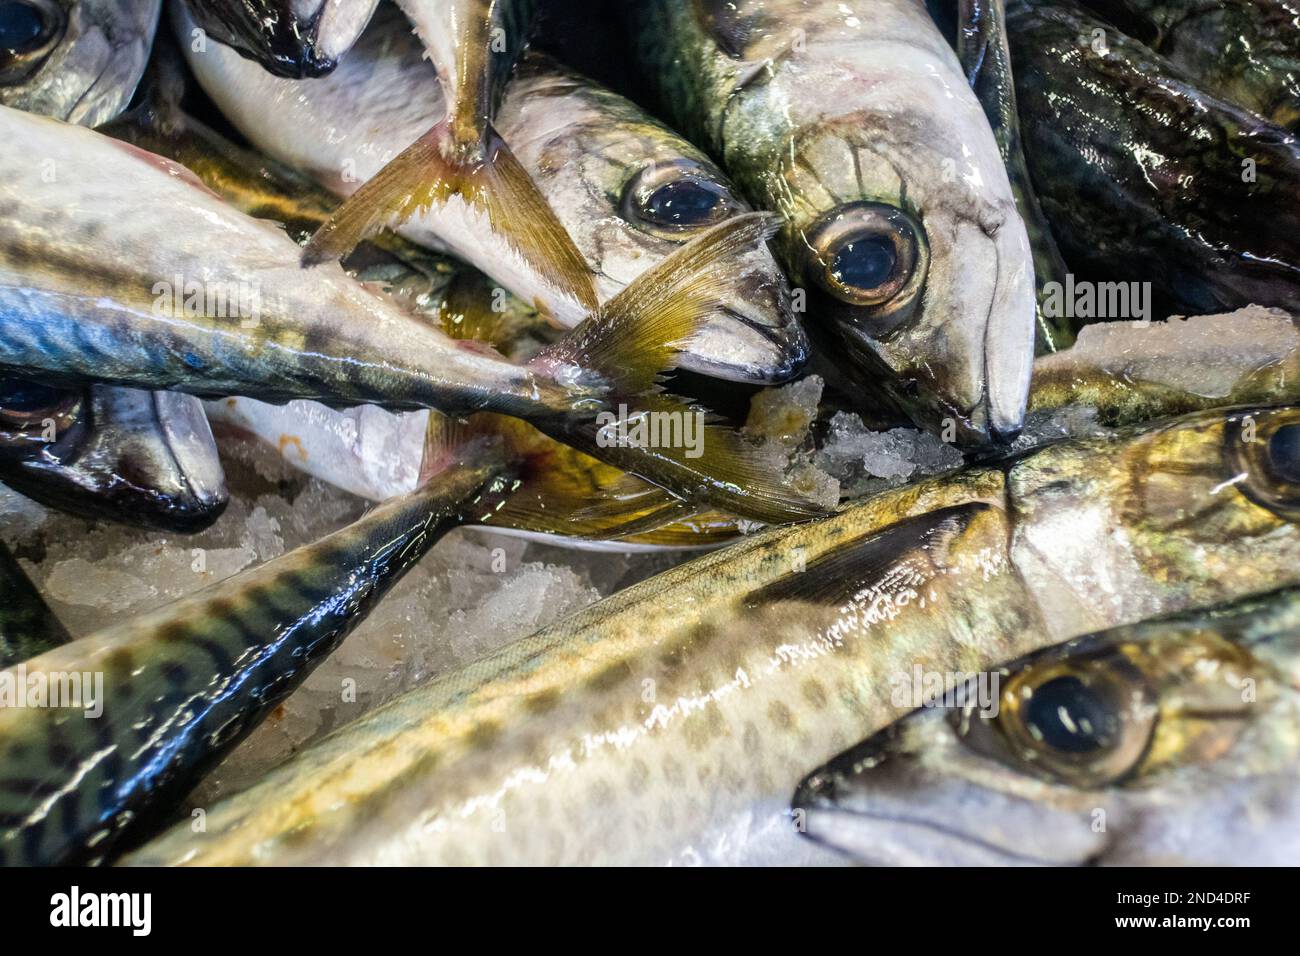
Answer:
747, 504, 988, 605
527, 213, 827, 525
301, 120, 598, 311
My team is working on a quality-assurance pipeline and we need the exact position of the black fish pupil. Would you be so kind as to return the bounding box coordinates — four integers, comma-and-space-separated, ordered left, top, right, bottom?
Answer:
0, 1, 45, 52
1022, 675, 1114, 754
642, 179, 725, 226
0, 377, 65, 414
1268, 424, 1300, 484
831, 233, 897, 291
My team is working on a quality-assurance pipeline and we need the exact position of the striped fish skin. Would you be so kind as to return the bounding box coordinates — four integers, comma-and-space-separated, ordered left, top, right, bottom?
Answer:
0, 456, 513, 865
796, 586, 1300, 865
0, 0, 161, 127
0, 542, 70, 669
0, 104, 579, 419
125, 405, 1300, 866
627, 0, 1037, 445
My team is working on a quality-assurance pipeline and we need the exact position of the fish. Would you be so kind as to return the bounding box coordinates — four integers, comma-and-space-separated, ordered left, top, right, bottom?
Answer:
795, 585, 1300, 865
1080, 0, 1300, 132
1006, 0, 1300, 317
178, 0, 378, 78
0, 104, 825, 524
0, 378, 228, 532
0, 439, 516, 865
124, 404, 1300, 865
0, 0, 160, 127
175, 4, 807, 385
1029, 307, 1300, 427
0, 541, 70, 669
626, 0, 1038, 445
300, 0, 600, 332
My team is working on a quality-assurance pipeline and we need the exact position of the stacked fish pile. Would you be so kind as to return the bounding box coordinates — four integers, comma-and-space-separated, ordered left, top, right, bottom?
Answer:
0, 0, 1297, 867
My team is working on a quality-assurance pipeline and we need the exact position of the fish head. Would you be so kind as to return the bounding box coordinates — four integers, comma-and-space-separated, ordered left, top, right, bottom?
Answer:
502, 55, 808, 384
182, 0, 377, 79
779, 114, 1036, 445
0, 380, 229, 532
0, 0, 160, 127
793, 590, 1300, 865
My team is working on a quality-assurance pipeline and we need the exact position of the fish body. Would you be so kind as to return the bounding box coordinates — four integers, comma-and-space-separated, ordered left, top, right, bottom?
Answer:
0, 454, 514, 865
177, 4, 805, 384
0, 541, 70, 668
1081, 0, 1300, 132
179, 0, 378, 78
0, 379, 228, 531
797, 584, 1300, 865
628, 0, 1037, 444
0, 0, 160, 127
1007, 0, 1300, 316
126, 404, 1300, 865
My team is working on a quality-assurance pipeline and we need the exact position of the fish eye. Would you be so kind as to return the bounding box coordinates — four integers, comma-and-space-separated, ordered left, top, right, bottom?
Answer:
621, 161, 739, 238
1226, 409, 1300, 519
0, 0, 64, 82
0, 377, 81, 448
977, 653, 1157, 788
802, 201, 927, 320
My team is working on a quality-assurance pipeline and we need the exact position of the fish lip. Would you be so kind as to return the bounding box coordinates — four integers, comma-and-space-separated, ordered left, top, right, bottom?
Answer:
687, 303, 809, 385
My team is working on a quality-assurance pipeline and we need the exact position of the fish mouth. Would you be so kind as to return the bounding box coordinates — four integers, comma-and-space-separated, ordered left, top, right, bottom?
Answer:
684, 299, 809, 385
309, 0, 379, 67
803, 201, 1035, 447
151, 390, 230, 524
793, 726, 1105, 866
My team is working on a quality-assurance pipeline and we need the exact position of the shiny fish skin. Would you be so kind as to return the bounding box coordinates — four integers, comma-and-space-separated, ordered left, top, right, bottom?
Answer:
628, 0, 1037, 444
0, 0, 160, 128
126, 405, 1300, 865
1081, 0, 1300, 132
1007, 0, 1300, 316
177, 3, 807, 384
0, 457, 514, 865
796, 586, 1300, 865
179, 0, 379, 78
0, 542, 70, 669
0, 382, 228, 532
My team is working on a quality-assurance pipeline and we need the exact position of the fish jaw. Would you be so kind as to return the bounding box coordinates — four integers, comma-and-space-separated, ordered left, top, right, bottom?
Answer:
793, 713, 1107, 866
0, 0, 161, 128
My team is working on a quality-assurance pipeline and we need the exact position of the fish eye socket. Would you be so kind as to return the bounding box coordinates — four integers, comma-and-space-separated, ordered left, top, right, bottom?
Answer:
803, 202, 925, 315
991, 655, 1156, 788
0, 377, 81, 446
621, 162, 739, 237
0, 0, 64, 79
1226, 410, 1300, 520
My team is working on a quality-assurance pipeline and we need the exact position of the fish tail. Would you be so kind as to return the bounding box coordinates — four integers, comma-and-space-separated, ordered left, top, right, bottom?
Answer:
301, 118, 598, 314
526, 213, 830, 525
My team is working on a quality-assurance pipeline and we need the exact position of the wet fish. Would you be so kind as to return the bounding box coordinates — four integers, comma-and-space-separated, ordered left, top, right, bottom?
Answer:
0, 378, 228, 531
1030, 307, 1300, 427
1081, 0, 1300, 132
125, 404, 1300, 865
1007, 0, 1300, 316
300, 0, 600, 333
0, 446, 515, 865
177, 0, 378, 78
0, 0, 160, 127
176, 4, 806, 384
0, 541, 70, 668
796, 585, 1300, 865
0, 104, 823, 524
627, 0, 1038, 444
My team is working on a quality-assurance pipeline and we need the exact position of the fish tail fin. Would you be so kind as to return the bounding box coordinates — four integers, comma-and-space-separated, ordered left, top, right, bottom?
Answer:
301, 119, 598, 312
528, 213, 831, 525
